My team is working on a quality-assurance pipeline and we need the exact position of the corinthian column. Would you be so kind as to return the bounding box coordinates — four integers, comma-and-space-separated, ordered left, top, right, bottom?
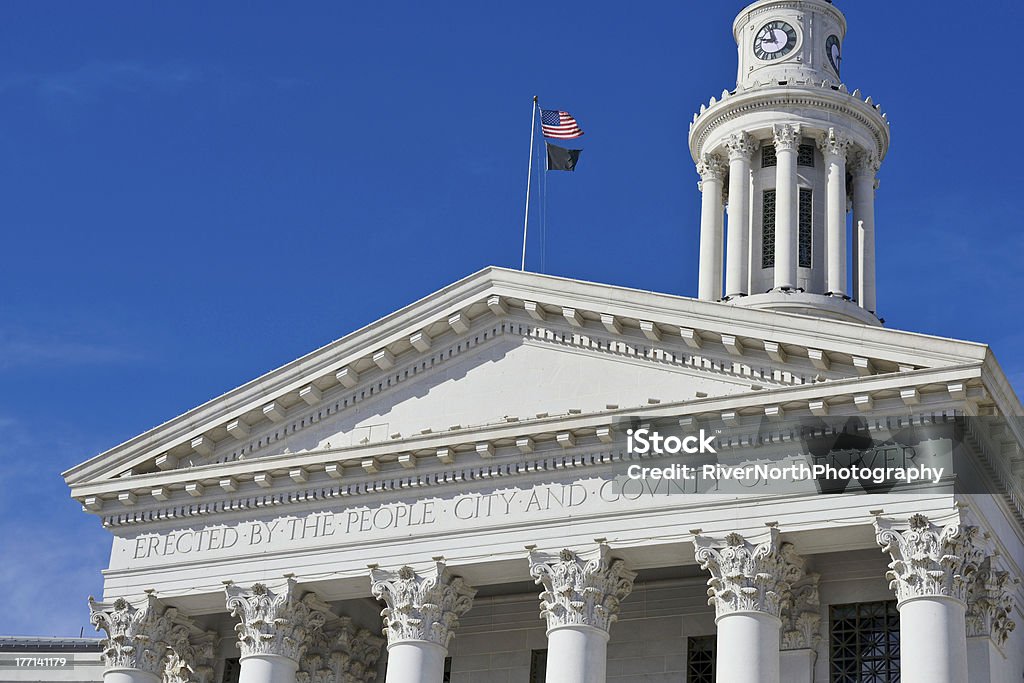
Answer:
850, 150, 880, 312
966, 556, 1018, 681
693, 529, 804, 683
370, 561, 476, 683
89, 593, 178, 683
818, 128, 850, 297
224, 579, 330, 683
875, 514, 986, 683
725, 133, 758, 298
528, 544, 636, 683
697, 153, 728, 301
772, 124, 801, 290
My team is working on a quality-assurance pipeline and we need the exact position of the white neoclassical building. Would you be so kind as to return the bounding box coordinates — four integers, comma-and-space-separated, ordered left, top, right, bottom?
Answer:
60, 1, 1022, 683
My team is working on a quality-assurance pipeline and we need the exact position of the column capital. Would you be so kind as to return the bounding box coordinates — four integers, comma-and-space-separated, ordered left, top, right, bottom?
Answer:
966, 556, 1018, 647
849, 149, 880, 178
693, 529, 804, 619
874, 514, 986, 605
298, 616, 384, 683
88, 593, 177, 677
224, 578, 330, 663
725, 132, 759, 161
772, 123, 802, 152
781, 569, 822, 652
817, 127, 851, 160
370, 561, 476, 649
696, 153, 728, 186
165, 627, 217, 683
529, 544, 636, 634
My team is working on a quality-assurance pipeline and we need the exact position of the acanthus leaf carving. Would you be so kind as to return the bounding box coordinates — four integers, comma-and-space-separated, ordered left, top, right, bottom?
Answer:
370, 561, 476, 649
89, 593, 177, 676
297, 616, 385, 683
966, 556, 1018, 647
694, 529, 802, 619
874, 514, 986, 604
725, 132, 760, 161
816, 127, 851, 160
528, 543, 636, 633
772, 124, 802, 152
224, 579, 330, 663
164, 626, 217, 683
696, 153, 728, 188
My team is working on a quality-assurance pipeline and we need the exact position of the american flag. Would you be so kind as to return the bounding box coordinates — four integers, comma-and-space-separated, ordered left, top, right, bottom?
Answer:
541, 109, 584, 139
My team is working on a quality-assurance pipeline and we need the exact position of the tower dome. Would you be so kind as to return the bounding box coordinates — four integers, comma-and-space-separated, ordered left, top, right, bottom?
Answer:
689, 0, 889, 324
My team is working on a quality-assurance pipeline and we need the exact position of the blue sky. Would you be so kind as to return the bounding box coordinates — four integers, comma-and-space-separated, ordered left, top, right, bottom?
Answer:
1, 0, 1021, 636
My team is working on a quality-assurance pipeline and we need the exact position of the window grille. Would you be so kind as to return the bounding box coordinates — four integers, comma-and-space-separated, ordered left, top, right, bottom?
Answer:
798, 143, 816, 167
530, 649, 548, 683
762, 145, 777, 168
687, 635, 716, 683
221, 658, 240, 683
799, 187, 813, 268
830, 601, 900, 683
762, 189, 777, 268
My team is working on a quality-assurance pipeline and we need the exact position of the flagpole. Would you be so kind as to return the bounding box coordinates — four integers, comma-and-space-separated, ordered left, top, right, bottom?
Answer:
521, 96, 538, 271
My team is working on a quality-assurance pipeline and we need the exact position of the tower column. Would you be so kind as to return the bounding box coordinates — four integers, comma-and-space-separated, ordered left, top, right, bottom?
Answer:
851, 150, 879, 312
697, 153, 727, 301
370, 561, 476, 683
725, 133, 758, 298
819, 129, 850, 297
875, 515, 985, 683
772, 125, 801, 290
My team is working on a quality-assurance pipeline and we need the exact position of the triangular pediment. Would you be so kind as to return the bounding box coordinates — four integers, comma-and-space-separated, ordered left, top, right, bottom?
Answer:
64, 267, 999, 497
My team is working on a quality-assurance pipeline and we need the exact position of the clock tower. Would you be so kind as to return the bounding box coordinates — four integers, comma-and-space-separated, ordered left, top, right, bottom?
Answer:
689, 0, 889, 324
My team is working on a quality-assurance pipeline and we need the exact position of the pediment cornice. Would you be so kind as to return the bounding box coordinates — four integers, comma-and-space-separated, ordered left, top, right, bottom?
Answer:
72, 363, 1024, 528
64, 268, 997, 494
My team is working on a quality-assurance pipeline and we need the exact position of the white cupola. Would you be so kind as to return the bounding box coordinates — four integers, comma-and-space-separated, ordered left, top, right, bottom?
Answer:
689, 0, 890, 325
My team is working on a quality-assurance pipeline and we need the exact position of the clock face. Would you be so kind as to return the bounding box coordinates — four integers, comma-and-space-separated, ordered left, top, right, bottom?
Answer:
754, 20, 798, 61
826, 35, 841, 75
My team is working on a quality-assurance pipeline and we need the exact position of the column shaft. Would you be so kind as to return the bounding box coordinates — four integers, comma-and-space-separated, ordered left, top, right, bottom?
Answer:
716, 612, 781, 683
237, 654, 299, 683
820, 130, 850, 296
545, 625, 609, 683
725, 133, 757, 298
899, 597, 968, 683
773, 126, 800, 290
383, 641, 447, 683
852, 154, 878, 312
697, 154, 726, 301
102, 671, 160, 683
